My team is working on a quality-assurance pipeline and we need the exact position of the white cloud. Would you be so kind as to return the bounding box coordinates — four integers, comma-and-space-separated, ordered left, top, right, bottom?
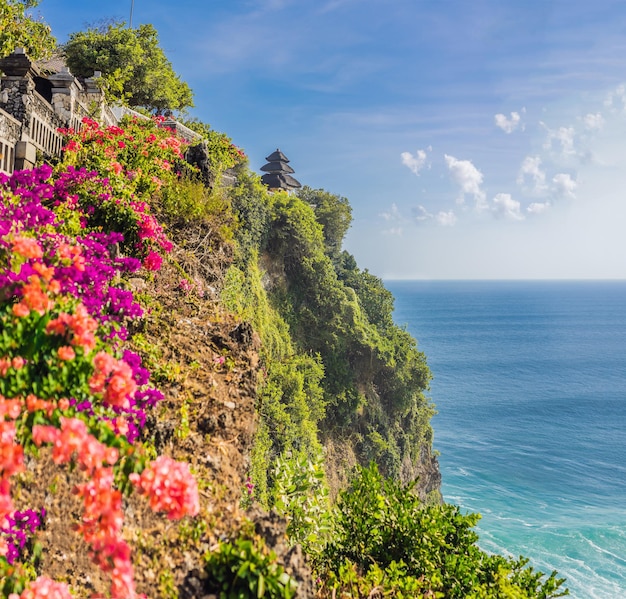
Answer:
444, 154, 487, 210
517, 155, 547, 194
604, 84, 626, 111
380, 203, 401, 221
542, 124, 576, 156
382, 228, 403, 236
401, 149, 429, 175
435, 210, 457, 226
552, 173, 577, 199
527, 202, 551, 215
494, 110, 523, 133
412, 206, 457, 226
380, 203, 404, 235
583, 112, 605, 131
412, 205, 432, 222
492, 193, 524, 220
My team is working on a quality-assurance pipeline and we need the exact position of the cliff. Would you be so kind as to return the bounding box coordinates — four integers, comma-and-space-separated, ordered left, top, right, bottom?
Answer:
0, 91, 568, 599
0, 105, 446, 597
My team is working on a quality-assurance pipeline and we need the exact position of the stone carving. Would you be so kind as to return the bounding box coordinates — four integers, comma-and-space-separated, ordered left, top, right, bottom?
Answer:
186, 141, 216, 188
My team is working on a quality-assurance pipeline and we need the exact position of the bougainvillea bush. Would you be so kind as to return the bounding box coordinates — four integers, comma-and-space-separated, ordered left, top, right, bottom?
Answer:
57, 116, 186, 266
0, 117, 199, 598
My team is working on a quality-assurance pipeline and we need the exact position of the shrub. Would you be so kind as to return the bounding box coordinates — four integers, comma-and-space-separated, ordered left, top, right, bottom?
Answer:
320, 463, 568, 599
204, 536, 297, 599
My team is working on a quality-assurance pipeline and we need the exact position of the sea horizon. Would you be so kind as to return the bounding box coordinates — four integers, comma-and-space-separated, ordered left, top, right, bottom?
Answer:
384, 277, 626, 282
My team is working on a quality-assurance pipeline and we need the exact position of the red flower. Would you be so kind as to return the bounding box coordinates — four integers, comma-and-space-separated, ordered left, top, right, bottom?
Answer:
142, 251, 162, 271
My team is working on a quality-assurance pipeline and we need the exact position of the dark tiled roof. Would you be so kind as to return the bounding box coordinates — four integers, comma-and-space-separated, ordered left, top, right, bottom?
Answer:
265, 149, 289, 162
261, 172, 301, 189
35, 53, 67, 75
260, 160, 295, 174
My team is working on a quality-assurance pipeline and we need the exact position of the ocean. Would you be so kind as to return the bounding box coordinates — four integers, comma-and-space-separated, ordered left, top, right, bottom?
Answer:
388, 280, 626, 599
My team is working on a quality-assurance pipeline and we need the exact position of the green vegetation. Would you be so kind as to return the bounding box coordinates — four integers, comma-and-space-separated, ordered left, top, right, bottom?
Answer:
182, 117, 247, 172
222, 170, 568, 598
63, 21, 193, 113
204, 536, 298, 599
318, 463, 568, 598
297, 185, 352, 261
272, 452, 331, 557
0, 0, 56, 59
227, 182, 434, 482
0, 7, 569, 594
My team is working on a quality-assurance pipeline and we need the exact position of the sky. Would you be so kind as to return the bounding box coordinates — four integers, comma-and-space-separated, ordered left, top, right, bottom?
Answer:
34, 0, 626, 279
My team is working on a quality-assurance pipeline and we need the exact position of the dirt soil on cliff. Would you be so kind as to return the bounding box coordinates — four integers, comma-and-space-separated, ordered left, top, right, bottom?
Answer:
12, 232, 313, 598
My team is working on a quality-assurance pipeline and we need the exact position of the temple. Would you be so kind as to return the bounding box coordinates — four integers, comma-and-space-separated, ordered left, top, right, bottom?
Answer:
260, 149, 301, 191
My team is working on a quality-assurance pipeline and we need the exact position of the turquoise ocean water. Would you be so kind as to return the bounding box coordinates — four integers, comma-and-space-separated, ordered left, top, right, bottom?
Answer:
388, 280, 626, 599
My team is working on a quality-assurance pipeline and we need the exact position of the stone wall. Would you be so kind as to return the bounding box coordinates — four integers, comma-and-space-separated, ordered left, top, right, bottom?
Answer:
0, 48, 205, 174
161, 118, 202, 144
0, 48, 113, 171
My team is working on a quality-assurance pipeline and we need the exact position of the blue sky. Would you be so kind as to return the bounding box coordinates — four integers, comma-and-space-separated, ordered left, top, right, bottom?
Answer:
36, 0, 626, 279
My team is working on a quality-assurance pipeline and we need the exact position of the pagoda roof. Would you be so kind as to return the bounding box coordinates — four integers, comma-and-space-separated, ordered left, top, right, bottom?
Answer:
260, 161, 295, 174
265, 149, 290, 162
261, 172, 302, 190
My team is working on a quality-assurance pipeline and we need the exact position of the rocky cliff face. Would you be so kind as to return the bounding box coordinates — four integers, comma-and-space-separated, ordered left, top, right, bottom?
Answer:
402, 445, 442, 502
9, 231, 313, 597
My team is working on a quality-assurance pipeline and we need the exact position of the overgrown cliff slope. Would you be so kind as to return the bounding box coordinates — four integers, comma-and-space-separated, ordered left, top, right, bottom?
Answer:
0, 112, 568, 598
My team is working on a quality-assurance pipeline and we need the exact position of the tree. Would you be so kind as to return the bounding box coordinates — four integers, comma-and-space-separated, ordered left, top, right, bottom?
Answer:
63, 21, 193, 113
0, 0, 56, 60
335, 251, 395, 331
296, 186, 352, 259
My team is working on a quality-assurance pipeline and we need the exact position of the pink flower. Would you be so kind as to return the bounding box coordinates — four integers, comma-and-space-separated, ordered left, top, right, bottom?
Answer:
58, 346, 75, 361
63, 139, 80, 152
0, 421, 24, 478
131, 456, 199, 520
90, 353, 136, 409
51, 417, 88, 464
178, 279, 193, 293
89, 351, 115, 393
0, 358, 10, 377
0, 398, 23, 420
81, 116, 99, 128
12, 303, 30, 318
11, 356, 25, 370
0, 479, 14, 525
18, 576, 72, 599
11, 236, 43, 259
32, 425, 60, 447
32, 261, 55, 281
90, 538, 136, 598
47, 304, 98, 351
